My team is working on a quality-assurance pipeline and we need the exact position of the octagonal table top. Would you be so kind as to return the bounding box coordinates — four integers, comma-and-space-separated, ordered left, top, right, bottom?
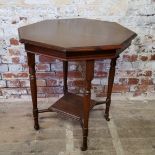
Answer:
18, 18, 137, 60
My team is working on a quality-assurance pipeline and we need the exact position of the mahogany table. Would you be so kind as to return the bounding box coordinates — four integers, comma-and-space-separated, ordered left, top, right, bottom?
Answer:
18, 18, 137, 151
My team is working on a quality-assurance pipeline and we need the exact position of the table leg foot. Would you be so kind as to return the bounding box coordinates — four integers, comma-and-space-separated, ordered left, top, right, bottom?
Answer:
81, 136, 88, 151
33, 108, 40, 130
34, 124, 40, 130
104, 98, 111, 121
104, 114, 110, 121
81, 146, 87, 151
81, 127, 88, 151
34, 120, 40, 130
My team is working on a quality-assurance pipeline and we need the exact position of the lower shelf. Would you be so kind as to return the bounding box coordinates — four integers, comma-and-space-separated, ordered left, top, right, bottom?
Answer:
48, 92, 96, 120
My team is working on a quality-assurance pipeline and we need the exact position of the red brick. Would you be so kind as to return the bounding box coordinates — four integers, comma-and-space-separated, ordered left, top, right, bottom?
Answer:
2, 73, 28, 79
104, 84, 129, 93
39, 55, 55, 63
56, 71, 82, 78
123, 54, 138, 62
111, 84, 129, 93
9, 49, 20, 56
68, 80, 84, 87
133, 85, 148, 96
36, 80, 46, 86
68, 71, 82, 78
6, 80, 30, 88
139, 56, 148, 61
141, 78, 153, 85
46, 79, 58, 86
2, 73, 16, 79
128, 78, 139, 85
20, 80, 30, 87
37, 87, 63, 94
12, 57, 20, 64
54, 72, 63, 78
36, 72, 55, 79
17, 73, 29, 78
150, 54, 155, 60
10, 38, 19, 45
36, 64, 50, 71
94, 71, 108, 78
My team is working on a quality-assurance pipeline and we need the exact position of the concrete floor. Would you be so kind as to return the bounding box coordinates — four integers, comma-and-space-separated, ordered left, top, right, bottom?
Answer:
0, 99, 155, 155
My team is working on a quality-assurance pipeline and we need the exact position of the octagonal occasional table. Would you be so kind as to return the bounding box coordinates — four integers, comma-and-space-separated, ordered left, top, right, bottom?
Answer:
18, 18, 137, 151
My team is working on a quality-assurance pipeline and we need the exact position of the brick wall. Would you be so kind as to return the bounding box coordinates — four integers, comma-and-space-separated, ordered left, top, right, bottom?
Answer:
0, 0, 155, 100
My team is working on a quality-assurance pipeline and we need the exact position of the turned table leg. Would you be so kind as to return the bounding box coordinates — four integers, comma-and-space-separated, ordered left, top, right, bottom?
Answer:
104, 57, 117, 121
27, 52, 39, 130
81, 60, 94, 151
63, 61, 68, 94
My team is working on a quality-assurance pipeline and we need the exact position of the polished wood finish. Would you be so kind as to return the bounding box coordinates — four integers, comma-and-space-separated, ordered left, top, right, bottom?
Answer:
24, 43, 117, 60
19, 18, 137, 151
105, 57, 118, 121
27, 52, 39, 130
49, 92, 96, 120
82, 60, 94, 151
38, 109, 53, 113
63, 61, 68, 94
19, 18, 136, 50
19, 18, 136, 60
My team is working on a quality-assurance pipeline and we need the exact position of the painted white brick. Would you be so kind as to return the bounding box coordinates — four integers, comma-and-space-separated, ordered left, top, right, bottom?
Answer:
69, 64, 77, 71
24, 0, 51, 5
151, 62, 155, 70
0, 28, 4, 41
0, 0, 22, 5
0, 80, 6, 87
100, 78, 108, 85
128, 0, 151, 6
0, 40, 8, 55
136, 4, 155, 15
51, 63, 63, 71
0, 64, 8, 73
2, 88, 27, 95
92, 78, 101, 85
9, 64, 23, 72
1, 56, 12, 64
